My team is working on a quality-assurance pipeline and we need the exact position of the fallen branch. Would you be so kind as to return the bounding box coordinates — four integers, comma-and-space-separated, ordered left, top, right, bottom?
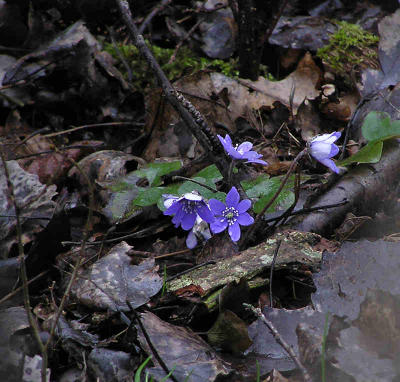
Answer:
295, 141, 400, 235
114, 0, 247, 197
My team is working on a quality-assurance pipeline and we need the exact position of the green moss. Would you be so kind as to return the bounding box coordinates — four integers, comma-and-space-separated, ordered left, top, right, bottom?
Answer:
317, 21, 379, 77
104, 41, 273, 90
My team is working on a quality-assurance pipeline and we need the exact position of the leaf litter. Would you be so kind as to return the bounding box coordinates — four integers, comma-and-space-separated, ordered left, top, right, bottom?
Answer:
1, 1, 400, 381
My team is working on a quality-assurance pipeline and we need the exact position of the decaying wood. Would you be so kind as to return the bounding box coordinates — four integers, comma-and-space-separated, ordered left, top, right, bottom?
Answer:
295, 140, 400, 235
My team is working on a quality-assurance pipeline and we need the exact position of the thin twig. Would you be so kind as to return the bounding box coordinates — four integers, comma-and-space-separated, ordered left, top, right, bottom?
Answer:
0, 148, 48, 382
62, 222, 171, 246
154, 248, 192, 259
0, 270, 48, 307
107, 26, 134, 81
12, 144, 103, 161
138, 0, 172, 34
244, 304, 313, 382
263, 200, 348, 223
271, 167, 301, 229
168, 19, 202, 65
43, 122, 142, 138
269, 240, 282, 308
12, 127, 50, 150
172, 175, 218, 192
40, 148, 96, 380
260, 0, 289, 46
127, 301, 180, 382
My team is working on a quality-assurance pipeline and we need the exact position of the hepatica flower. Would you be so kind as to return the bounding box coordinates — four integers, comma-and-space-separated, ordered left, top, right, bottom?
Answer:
209, 186, 254, 242
309, 132, 341, 174
163, 192, 214, 231
217, 134, 268, 165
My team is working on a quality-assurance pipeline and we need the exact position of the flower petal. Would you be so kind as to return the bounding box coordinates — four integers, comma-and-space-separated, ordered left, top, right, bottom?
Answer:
310, 142, 333, 161
210, 219, 228, 233
181, 212, 197, 230
237, 212, 254, 226
228, 221, 241, 242
243, 151, 268, 165
311, 132, 341, 144
209, 199, 226, 214
184, 192, 203, 201
171, 206, 184, 227
329, 143, 339, 158
243, 151, 262, 160
228, 150, 244, 160
164, 200, 181, 215
196, 204, 215, 223
237, 142, 253, 154
186, 230, 197, 249
246, 158, 268, 165
223, 134, 232, 146
318, 158, 340, 174
163, 194, 179, 209
237, 199, 251, 213
226, 186, 240, 208
218, 134, 232, 150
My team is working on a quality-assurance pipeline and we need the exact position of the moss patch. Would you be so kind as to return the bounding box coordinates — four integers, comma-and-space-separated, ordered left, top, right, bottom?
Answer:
104, 42, 240, 90
104, 41, 274, 90
317, 21, 379, 78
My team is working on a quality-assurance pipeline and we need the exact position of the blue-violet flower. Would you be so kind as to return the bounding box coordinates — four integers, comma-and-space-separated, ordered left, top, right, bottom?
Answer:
163, 191, 214, 231
217, 134, 268, 165
209, 186, 254, 242
309, 132, 341, 174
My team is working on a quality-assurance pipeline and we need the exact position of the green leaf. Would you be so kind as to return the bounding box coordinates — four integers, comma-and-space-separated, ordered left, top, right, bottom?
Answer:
194, 165, 223, 183
253, 187, 295, 213
108, 172, 141, 192
337, 140, 383, 166
178, 177, 215, 199
242, 174, 296, 214
178, 177, 226, 202
242, 174, 273, 198
134, 161, 182, 186
362, 111, 400, 142
339, 111, 400, 167
135, 356, 152, 382
133, 187, 166, 207
103, 190, 141, 222
157, 183, 182, 211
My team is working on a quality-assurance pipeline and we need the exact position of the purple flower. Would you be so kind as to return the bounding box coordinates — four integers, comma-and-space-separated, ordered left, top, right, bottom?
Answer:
209, 187, 254, 242
217, 134, 268, 165
163, 192, 214, 231
309, 132, 341, 174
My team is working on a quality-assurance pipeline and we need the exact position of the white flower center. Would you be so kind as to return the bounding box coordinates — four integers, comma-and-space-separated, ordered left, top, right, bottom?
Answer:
222, 207, 239, 225
182, 201, 197, 214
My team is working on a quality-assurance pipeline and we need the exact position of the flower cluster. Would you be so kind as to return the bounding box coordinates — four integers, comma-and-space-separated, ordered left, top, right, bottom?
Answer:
163, 187, 253, 248
163, 131, 342, 248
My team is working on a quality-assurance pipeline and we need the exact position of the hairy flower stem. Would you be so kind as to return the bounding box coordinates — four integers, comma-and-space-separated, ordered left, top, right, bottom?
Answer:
172, 176, 218, 193
227, 159, 235, 188
242, 149, 307, 247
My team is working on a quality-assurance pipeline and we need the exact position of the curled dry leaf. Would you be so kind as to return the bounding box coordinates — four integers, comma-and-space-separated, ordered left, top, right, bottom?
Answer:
69, 241, 163, 312
143, 53, 321, 160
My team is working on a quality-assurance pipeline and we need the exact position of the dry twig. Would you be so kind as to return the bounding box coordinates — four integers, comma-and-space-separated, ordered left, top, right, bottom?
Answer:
244, 303, 313, 382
